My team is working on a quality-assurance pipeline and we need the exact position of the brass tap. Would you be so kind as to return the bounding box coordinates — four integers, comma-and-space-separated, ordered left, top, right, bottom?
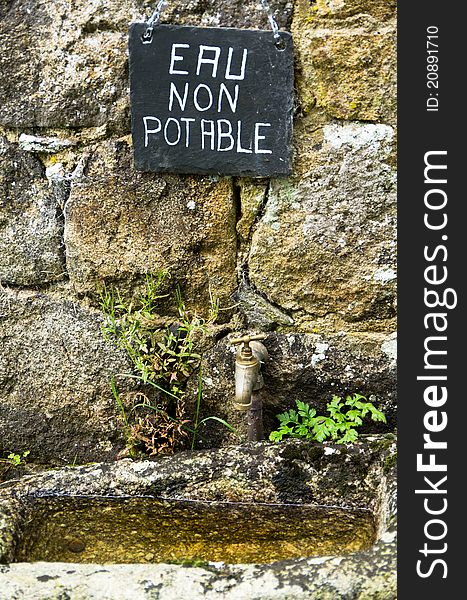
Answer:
230, 333, 267, 365
231, 333, 268, 411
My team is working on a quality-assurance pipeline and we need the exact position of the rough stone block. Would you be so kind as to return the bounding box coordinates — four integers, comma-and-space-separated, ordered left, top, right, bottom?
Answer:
0, 136, 65, 286
248, 122, 396, 332
293, 0, 396, 123
63, 139, 238, 317
0, 288, 132, 463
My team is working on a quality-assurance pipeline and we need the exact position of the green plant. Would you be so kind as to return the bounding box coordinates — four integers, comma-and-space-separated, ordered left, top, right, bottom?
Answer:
100, 271, 233, 457
269, 394, 386, 444
2, 450, 30, 467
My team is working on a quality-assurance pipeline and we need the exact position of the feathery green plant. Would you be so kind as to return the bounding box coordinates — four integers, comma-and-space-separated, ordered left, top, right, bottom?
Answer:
269, 394, 386, 444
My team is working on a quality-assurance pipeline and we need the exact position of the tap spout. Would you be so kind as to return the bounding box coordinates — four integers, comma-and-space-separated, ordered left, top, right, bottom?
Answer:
231, 335, 268, 412
234, 359, 260, 411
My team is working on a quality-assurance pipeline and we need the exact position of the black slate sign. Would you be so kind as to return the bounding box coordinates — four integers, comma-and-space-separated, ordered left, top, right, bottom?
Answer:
128, 24, 294, 176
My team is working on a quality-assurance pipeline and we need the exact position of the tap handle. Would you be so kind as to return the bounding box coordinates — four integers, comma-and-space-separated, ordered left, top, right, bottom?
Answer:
230, 333, 267, 350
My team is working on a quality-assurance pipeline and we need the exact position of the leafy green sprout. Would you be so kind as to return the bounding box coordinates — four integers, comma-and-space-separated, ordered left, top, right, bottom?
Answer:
269, 394, 386, 444
2, 450, 30, 467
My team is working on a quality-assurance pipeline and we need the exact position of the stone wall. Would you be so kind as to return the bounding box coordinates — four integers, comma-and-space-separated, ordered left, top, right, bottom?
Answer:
0, 0, 396, 463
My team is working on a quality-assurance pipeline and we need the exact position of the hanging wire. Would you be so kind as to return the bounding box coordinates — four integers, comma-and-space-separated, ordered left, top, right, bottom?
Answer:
141, 0, 285, 47
259, 0, 283, 44
142, 0, 167, 43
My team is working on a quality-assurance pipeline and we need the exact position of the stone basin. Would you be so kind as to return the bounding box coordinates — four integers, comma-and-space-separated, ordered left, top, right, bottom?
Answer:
0, 436, 396, 599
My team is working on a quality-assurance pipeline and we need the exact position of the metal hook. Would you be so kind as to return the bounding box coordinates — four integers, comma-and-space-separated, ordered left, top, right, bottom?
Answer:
260, 0, 285, 48
141, 0, 167, 44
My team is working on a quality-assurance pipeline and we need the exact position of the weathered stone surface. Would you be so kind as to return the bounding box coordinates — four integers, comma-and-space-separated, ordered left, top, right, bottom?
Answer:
234, 282, 295, 331
235, 179, 269, 264
0, 0, 292, 131
0, 436, 396, 506
0, 136, 65, 286
0, 1, 132, 130
189, 331, 396, 448
0, 552, 397, 600
292, 0, 396, 123
0, 288, 131, 463
0, 437, 396, 599
305, 0, 397, 22
63, 139, 237, 317
18, 134, 76, 154
248, 122, 396, 333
